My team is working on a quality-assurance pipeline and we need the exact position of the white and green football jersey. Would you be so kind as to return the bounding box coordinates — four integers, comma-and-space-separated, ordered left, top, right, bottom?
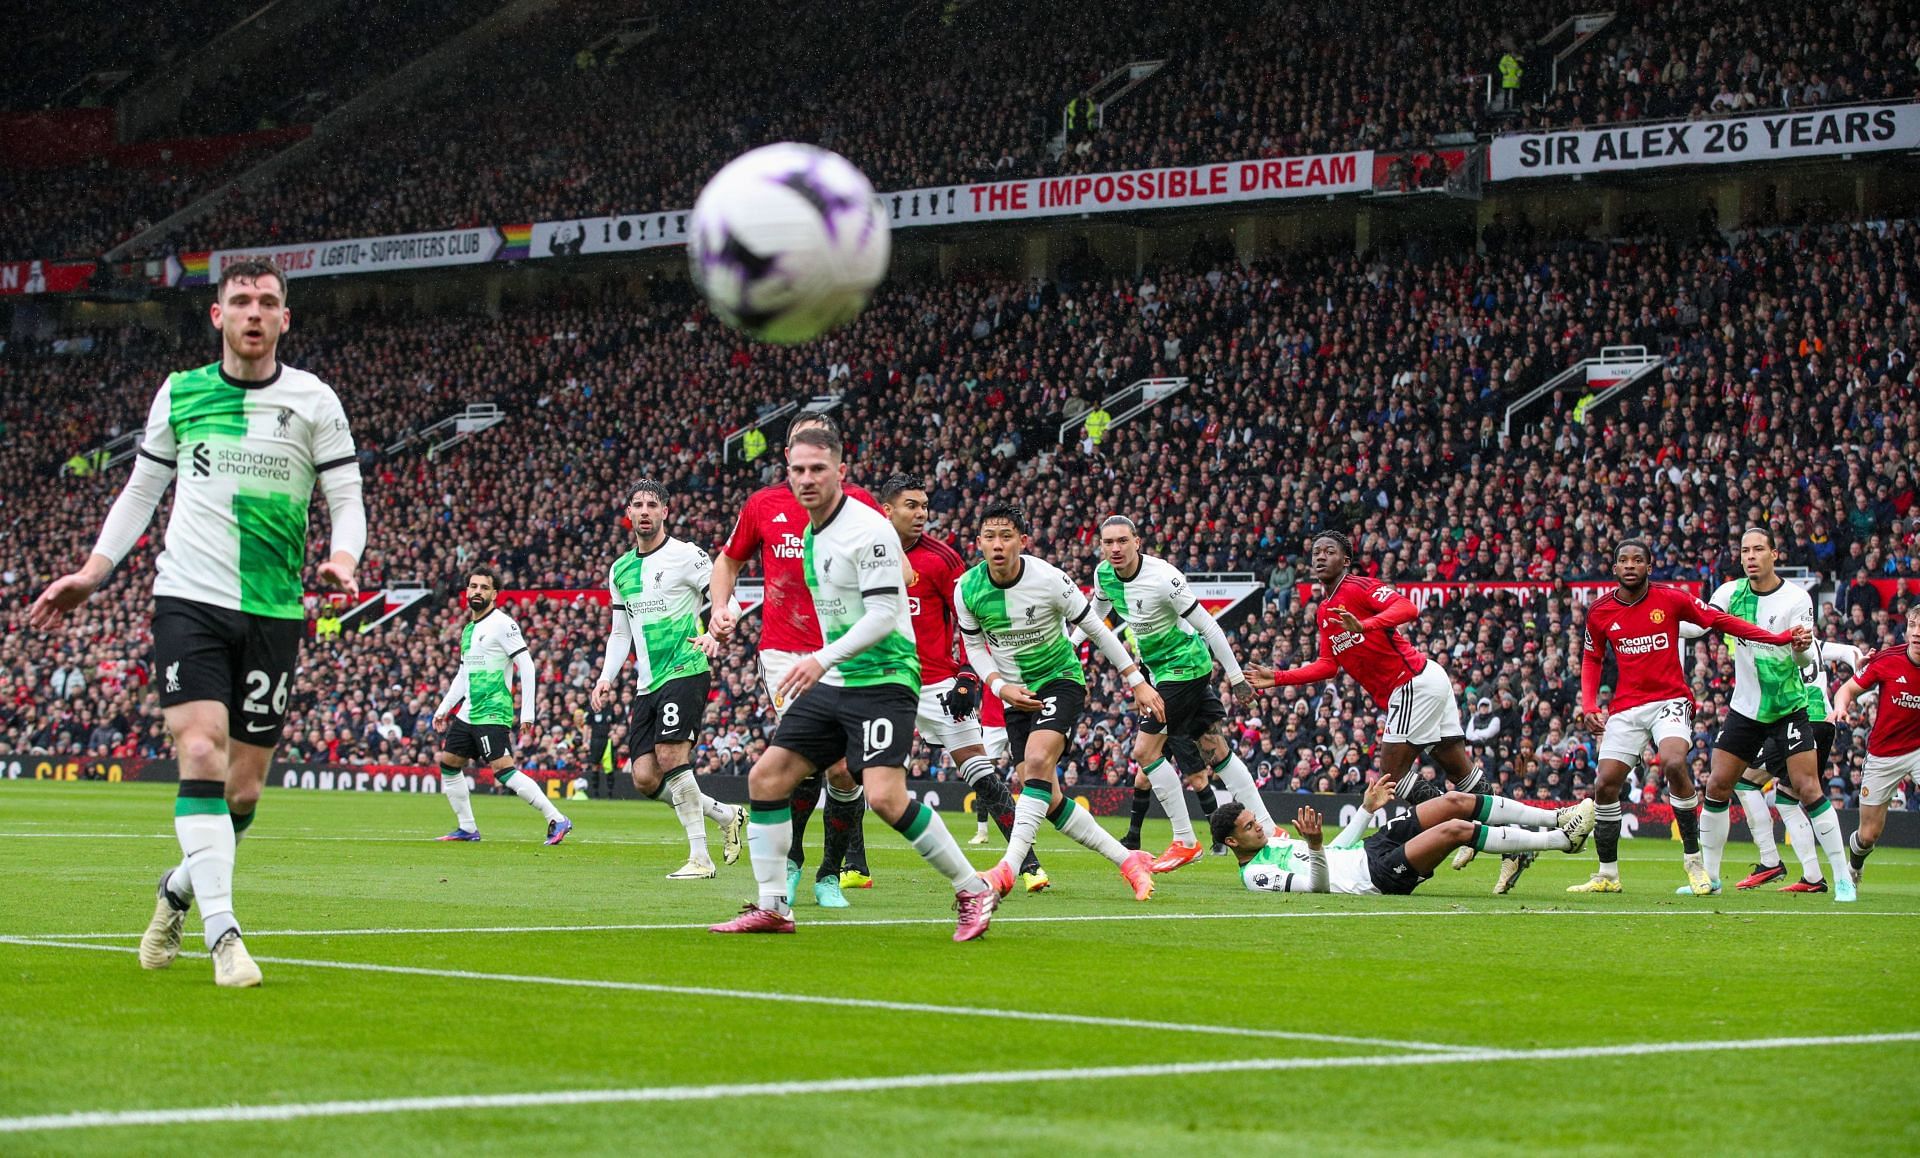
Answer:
452, 609, 530, 726
607, 537, 713, 693
803, 497, 919, 691
1239, 841, 1374, 894
955, 554, 1092, 689
1709, 578, 1814, 724
1805, 640, 1864, 723
1092, 554, 1214, 684
137, 362, 359, 619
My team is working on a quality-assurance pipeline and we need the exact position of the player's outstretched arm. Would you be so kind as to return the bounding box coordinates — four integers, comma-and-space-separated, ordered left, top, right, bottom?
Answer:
31, 454, 174, 630
1832, 677, 1866, 726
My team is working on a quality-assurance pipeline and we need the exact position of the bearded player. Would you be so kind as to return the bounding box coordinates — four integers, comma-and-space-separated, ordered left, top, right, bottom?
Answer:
710, 413, 874, 906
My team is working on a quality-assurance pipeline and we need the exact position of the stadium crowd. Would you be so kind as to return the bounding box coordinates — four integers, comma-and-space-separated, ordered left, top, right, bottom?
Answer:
1521, 0, 1918, 131
4, 210, 1919, 811
10, 0, 1912, 263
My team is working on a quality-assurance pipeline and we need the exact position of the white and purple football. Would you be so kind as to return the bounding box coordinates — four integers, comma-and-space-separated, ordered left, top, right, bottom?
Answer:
688, 143, 891, 345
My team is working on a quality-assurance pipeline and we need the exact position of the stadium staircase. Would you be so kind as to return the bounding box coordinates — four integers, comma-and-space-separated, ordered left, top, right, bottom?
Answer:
384, 403, 506, 459
1502, 344, 1662, 438
722, 394, 845, 464
108, 0, 565, 261
1055, 375, 1189, 445
1050, 60, 1167, 159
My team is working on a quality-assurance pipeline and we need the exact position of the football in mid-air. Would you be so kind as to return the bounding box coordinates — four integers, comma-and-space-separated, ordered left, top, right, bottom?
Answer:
688, 142, 891, 344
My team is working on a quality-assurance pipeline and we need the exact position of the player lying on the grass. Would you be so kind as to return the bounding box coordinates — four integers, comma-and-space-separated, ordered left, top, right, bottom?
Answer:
1831, 603, 1920, 890
710, 425, 999, 940
1217, 776, 1595, 897
1089, 515, 1274, 874
955, 503, 1164, 902
431, 568, 571, 845
593, 480, 744, 879
1673, 528, 1853, 899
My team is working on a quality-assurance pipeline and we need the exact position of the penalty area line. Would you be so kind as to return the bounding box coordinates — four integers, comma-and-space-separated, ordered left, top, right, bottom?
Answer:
3, 1031, 1917, 1134
0, 936, 1467, 1054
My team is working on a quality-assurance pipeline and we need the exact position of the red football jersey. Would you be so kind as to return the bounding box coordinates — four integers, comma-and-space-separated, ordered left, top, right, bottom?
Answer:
1274, 575, 1426, 709
721, 481, 879, 654
1581, 582, 1792, 713
904, 532, 968, 685
1853, 647, 1920, 758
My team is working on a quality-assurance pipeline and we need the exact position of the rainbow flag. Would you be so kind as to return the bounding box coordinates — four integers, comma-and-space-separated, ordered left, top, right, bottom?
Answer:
174, 251, 211, 287
497, 224, 532, 261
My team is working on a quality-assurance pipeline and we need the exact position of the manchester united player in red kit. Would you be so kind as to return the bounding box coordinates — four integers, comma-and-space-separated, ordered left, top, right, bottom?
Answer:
1247, 531, 1484, 800
878, 474, 1047, 889
1831, 602, 1920, 895
1570, 539, 1808, 895
709, 413, 879, 908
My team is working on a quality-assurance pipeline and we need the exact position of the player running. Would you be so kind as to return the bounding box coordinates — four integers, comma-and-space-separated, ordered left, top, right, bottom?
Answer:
1570, 539, 1807, 895
879, 473, 1049, 892
1245, 531, 1484, 802
592, 480, 745, 879
1090, 515, 1271, 873
1219, 777, 1594, 897
1679, 528, 1852, 898
710, 426, 999, 939
1831, 603, 1920, 891
34, 259, 365, 988
431, 568, 570, 844
710, 412, 873, 906
955, 504, 1164, 902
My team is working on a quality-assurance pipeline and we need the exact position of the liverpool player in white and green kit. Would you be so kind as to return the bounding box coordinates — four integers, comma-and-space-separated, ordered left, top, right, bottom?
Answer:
593, 480, 744, 878
33, 259, 365, 988
957, 503, 1165, 902
1091, 515, 1270, 872
432, 567, 569, 844
1682, 527, 1852, 898
711, 426, 999, 940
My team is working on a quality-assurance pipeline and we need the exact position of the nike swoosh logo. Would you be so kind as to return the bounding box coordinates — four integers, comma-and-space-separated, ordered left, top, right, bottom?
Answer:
245, 722, 274, 733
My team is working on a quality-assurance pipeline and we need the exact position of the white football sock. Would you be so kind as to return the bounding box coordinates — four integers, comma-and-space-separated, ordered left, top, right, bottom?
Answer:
1473, 824, 1571, 853
747, 803, 794, 913
1055, 799, 1131, 866
1734, 784, 1779, 867
1001, 782, 1050, 874
1143, 758, 1194, 845
666, 769, 710, 861
443, 768, 477, 832
701, 794, 735, 825
1213, 753, 1275, 830
501, 769, 564, 823
174, 804, 238, 949
898, 803, 986, 892
1807, 801, 1850, 886
1475, 795, 1561, 827
1701, 799, 1731, 880
1775, 791, 1821, 882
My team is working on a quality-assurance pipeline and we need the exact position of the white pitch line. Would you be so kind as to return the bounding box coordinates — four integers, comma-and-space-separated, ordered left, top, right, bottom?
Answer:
0, 937, 1464, 1053
13, 906, 1916, 943
4, 1031, 1918, 1134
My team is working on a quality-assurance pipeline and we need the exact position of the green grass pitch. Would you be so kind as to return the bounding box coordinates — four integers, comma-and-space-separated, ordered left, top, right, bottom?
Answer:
3, 780, 1918, 1155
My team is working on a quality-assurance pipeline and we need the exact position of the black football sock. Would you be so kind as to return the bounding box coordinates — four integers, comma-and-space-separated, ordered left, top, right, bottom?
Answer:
1124, 786, 1152, 844
788, 770, 822, 871
820, 784, 865, 881
1670, 793, 1701, 855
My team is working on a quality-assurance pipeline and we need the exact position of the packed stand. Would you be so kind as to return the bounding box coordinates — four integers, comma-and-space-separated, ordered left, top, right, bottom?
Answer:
8, 216, 1920, 811
1521, 0, 1918, 129
156, 0, 1576, 254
